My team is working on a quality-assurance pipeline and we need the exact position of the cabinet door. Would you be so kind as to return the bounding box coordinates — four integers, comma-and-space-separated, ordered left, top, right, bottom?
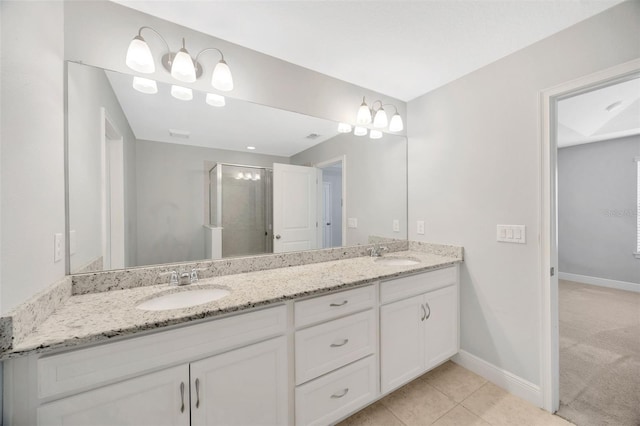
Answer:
37, 365, 189, 426
424, 285, 458, 369
190, 336, 288, 426
380, 294, 425, 393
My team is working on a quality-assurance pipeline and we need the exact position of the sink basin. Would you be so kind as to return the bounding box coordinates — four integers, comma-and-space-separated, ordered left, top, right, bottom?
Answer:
374, 256, 421, 266
136, 288, 230, 311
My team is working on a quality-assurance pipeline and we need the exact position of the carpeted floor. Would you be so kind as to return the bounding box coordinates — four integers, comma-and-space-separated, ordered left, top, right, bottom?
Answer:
557, 280, 640, 426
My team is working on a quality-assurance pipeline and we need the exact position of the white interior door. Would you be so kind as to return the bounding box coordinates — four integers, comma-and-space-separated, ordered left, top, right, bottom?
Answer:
273, 163, 318, 253
322, 182, 332, 248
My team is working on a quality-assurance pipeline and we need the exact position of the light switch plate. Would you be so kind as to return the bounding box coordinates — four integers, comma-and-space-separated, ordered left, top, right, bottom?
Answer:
417, 220, 425, 235
348, 218, 358, 229
54, 233, 63, 262
393, 219, 400, 232
497, 225, 526, 244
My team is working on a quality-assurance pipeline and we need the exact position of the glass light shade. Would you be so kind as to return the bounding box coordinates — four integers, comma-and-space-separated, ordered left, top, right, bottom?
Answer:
354, 126, 368, 136
356, 100, 372, 125
170, 85, 193, 101
370, 129, 383, 139
373, 109, 388, 128
211, 60, 233, 91
235, 172, 243, 180
254, 173, 261, 181
246, 146, 256, 150
205, 93, 226, 107
126, 36, 155, 74
244, 173, 252, 180
132, 76, 158, 94
171, 48, 196, 83
389, 113, 404, 132
337, 122, 352, 133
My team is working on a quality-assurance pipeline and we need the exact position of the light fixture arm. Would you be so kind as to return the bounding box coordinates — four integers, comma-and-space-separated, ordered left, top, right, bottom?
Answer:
137, 26, 172, 58
194, 47, 225, 64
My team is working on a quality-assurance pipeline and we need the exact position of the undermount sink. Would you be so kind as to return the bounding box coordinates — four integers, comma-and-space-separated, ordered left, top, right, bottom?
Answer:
136, 288, 230, 311
374, 256, 421, 266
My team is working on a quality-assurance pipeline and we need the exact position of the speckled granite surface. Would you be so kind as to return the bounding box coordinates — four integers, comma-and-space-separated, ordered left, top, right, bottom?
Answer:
1, 250, 460, 359
409, 241, 464, 259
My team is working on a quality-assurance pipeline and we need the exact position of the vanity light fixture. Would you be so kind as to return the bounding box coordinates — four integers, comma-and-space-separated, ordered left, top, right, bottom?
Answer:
206, 93, 226, 107
246, 146, 256, 150
354, 126, 368, 136
369, 129, 383, 139
125, 26, 234, 91
171, 85, 193, 101
337, 122, 352, 133
132, 76, 158, 94
356, 97, 404, 133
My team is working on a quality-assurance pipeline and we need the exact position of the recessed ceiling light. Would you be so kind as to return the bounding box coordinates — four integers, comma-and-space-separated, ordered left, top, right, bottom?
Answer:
246, 146, 256, 150
605, 100, 623, 112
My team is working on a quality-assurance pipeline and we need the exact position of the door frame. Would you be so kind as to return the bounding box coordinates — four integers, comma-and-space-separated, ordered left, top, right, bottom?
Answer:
315, 155, 347, 247
538, 58, 640, 412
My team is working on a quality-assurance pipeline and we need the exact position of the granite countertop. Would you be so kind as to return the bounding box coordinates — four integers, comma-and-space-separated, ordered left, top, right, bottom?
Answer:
4, 250, 460, 359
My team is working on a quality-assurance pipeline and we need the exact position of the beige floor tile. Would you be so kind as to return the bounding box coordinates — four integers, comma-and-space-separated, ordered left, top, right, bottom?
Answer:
424, 361, 487, 403
462, 382, 573, 426
337, 401, 404, 426
431, 405, 490, 426
380, 376, 456, 426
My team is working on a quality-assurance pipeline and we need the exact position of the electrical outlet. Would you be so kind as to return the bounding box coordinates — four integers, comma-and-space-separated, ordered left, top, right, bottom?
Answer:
393, 219, 400, 232
417, 220, 425, 235
54, 233, 63, 263
348, 218, 358, 229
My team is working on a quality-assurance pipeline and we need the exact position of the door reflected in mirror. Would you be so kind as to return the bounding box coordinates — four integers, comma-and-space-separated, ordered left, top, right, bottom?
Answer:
67, 61, 407, 273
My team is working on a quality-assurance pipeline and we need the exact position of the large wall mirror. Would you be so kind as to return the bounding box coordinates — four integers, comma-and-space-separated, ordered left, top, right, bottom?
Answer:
67, 61, 407, 273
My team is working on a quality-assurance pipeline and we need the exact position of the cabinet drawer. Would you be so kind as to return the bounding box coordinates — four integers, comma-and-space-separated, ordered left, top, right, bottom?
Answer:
295, 285, 375, 328
295, 310, 375, 385
380, 267, 456, 304
38, 305, 286, 400
295, 355, 377, 426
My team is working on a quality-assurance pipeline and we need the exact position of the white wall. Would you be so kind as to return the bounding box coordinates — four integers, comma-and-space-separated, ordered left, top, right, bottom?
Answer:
558, 136, 640, 286
407, 0, 640, 386
63, 0, 406, 132
67, 62, 138, 272
0, 1, 65, 313
291, 132, 407, 245
135, 140, 287, 266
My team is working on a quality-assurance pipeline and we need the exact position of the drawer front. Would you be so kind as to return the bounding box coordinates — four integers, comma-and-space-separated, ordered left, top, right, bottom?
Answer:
38, 305, 287, 400
295, 355, 377, 426
295, 285, 375, 328
295, 310, 376, 385
380, 266, 457, 304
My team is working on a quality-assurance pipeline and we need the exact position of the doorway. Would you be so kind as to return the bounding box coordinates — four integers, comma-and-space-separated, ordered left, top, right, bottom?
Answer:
316, 156, 346, 248
539, 59, 640, 419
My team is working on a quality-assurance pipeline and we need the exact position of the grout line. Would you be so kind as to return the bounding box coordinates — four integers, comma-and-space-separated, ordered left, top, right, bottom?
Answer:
428, 402, 459, 425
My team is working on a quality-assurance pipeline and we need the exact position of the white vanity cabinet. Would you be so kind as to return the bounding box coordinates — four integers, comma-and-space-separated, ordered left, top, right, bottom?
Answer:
380, 267, 459, 394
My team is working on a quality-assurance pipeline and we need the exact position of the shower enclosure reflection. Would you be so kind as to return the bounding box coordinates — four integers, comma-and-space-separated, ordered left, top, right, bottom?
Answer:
207, 164, 273, 258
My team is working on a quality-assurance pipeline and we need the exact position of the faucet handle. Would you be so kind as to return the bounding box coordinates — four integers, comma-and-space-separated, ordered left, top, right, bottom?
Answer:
190, 268, 199, 283
170, 270, 179, 285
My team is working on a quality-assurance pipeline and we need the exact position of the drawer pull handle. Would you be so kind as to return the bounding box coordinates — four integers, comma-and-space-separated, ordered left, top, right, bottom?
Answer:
331, 388, 349, 399
180, 382, 185, 413
195, 378, 201, 409
421, 304, 426, 321
330, 300, 348, 307
425, 302, 431, 320
330, 339, 349, 348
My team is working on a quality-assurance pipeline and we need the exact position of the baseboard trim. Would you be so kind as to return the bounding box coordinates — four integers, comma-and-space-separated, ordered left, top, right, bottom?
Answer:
558, 272, 640, 293
452, 350, 542, 408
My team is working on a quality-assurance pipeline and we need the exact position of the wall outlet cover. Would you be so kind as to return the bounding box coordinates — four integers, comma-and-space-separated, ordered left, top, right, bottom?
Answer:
393, 219, 400, 232
417, 220, 425, 235
348, 218, 358, 228
54, 233, 63, 262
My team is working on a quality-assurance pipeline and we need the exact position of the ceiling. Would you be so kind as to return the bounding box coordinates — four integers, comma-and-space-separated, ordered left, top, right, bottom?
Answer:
111, 0, 624, 102
557, 78, 640, 148
105, 70, 340, 157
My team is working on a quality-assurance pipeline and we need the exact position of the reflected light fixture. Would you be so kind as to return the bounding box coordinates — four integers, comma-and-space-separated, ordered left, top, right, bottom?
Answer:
206, 93, 226, 107
354, 126, 368, 136
125, 26, 234, 91
132, 76, 158, 94
355, 97, 404, 134
370, 129, 383, 139
246, 146, 256, 150
337, 122, 352, 133
171, 85, 193, 101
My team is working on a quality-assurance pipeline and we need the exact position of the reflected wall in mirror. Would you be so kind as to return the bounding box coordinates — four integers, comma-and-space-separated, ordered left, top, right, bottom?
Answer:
67, 62, 407, 273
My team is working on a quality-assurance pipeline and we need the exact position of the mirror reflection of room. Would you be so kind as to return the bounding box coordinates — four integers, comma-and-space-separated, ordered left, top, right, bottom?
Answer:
67, 62, 407, 273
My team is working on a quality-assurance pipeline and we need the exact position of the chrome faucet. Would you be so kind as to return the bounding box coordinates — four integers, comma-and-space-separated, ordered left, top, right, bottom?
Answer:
167, 268, 199, 286
368, 244, 389, 257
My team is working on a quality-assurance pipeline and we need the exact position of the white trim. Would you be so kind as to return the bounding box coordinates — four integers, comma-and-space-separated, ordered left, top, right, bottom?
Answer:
452, 350, 542, 407
314, 155, 347, 247
558, 272, 640, 293
539, 58, 640, 413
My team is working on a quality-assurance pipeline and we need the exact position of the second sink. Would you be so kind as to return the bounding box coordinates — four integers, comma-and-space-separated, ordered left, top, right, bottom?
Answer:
374, 256, 421, 266
136, 288, 230, 311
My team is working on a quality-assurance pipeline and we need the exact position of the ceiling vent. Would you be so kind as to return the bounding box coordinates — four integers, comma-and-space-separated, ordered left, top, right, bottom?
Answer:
169, 129, 190, 138
306, 133, 321, 140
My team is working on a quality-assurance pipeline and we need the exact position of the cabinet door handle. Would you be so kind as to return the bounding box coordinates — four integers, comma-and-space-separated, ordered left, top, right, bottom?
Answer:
180, 382, 185, 413
330, 338, 349, 347
421, 304, 426, 321
195, 378, 201, 409
425, 302, 431, 320
330, 388, 349, 399
330, 300, 348, 307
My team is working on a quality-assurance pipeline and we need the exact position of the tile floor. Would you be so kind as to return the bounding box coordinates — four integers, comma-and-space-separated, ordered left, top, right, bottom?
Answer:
338, 361, 573, 426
